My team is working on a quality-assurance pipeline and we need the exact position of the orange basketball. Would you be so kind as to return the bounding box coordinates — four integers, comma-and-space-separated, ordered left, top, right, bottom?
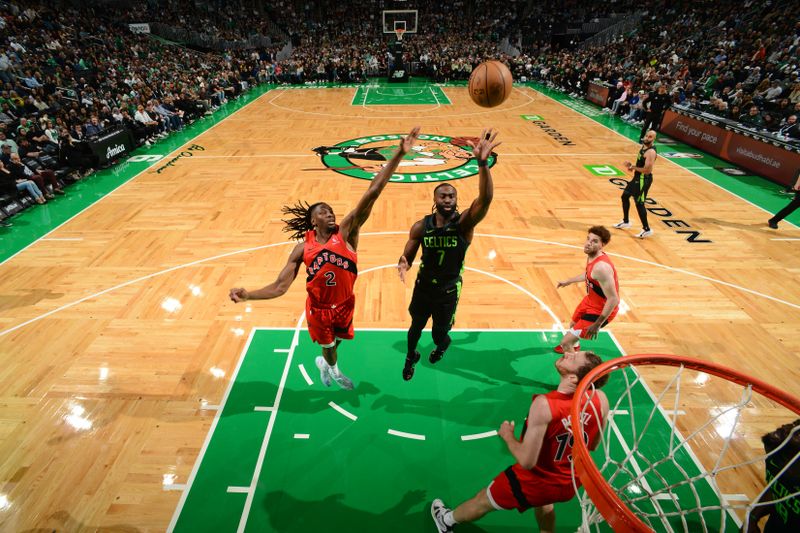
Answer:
468, 60, 513, 108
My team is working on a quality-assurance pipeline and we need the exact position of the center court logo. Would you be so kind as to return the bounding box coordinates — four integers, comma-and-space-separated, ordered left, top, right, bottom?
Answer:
313, 133, 496, 183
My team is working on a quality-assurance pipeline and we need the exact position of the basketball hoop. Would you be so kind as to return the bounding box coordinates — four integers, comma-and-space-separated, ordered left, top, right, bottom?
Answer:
395, 28, 405, 41
570, 354, 800, 533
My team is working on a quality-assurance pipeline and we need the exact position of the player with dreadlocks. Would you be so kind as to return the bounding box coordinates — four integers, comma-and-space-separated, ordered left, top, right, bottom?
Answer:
230, 126, 421, 390
397, 129, 501, 381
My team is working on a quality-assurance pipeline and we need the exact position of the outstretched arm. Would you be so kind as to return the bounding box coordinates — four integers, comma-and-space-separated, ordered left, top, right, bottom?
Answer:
340, 126, 420, 248
556, 272, 586, 288
397, 219, 424, 283
229, 243, 304, 302
458, 129, 501, 234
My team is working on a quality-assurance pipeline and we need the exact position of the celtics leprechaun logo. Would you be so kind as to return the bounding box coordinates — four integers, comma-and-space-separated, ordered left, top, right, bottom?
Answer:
312, 133, 497, 183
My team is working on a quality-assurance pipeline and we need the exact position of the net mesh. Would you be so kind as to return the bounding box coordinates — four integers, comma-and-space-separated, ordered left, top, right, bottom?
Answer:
572, 356, 800, 533
394, 28, 405, 41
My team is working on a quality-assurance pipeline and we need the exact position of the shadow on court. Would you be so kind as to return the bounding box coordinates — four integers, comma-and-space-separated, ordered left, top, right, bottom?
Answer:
259, 490, 529, 532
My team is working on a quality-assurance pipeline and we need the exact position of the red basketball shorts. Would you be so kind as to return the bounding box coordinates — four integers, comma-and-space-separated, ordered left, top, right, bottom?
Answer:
305, 295, 355, 347
570, 297, 617, 338
487, 464, 576, 512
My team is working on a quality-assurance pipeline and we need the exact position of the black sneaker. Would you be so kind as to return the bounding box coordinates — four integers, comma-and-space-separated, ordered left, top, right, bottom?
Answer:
402, 351, 421, 381
768, 219, 778, 229
0, 220, 11, 228
429, 347, 446, 364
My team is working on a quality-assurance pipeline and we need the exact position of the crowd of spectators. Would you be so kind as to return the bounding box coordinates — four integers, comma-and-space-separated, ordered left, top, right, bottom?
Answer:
3, 0, 799, 228
0, 0, 276, 226
531, 1, 800, 141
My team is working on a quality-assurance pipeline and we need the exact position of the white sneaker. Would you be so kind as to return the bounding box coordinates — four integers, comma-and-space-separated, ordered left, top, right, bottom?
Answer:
431, 499, 453, 533
315, 356, 331, 387
613, 221, 632, 229
330, 368, 354, 390
637, 229, 654, 238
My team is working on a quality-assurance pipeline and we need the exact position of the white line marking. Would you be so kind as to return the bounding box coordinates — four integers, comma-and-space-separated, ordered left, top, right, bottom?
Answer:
254, 406, 275, 412
528, 86, 799, 229
163, 484, 187, 492
610, 410, 630, 416
654, 493, 676, 501
293, 433, 310, 439
476, 232, 800, 311
771, 238, 800, 241
227, 486, 249, 494
722, 494, 750, 501
663, 410, 686, 416
167, 328, 258, 532
273, 348, 290, 353
236, 314, 304, 532
387, 429, 426, 440
0, 240, 296, 338
465, 266, 561, 329
1, 87, 275, 267
298, 364, 313, 386
5, 230, 799, 339
202, 405, 220, 411
40, 237, 84, 241
267, 85, 535, 119
328, 401, 358, 421
461, 430, 498, 441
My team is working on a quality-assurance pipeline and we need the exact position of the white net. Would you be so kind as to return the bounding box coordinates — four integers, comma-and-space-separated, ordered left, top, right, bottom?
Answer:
572, 358, 800, 533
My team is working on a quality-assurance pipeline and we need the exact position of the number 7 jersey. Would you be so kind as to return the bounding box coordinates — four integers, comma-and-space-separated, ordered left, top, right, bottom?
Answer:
304, 227, 358, 307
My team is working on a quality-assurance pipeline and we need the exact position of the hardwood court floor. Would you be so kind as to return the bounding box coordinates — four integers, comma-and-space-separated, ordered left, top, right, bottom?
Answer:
0, 82, 798, 531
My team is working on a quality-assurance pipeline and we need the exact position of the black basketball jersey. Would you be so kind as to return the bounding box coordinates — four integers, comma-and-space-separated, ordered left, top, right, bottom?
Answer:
416, 214, 469, 289
634, 146, 656, 179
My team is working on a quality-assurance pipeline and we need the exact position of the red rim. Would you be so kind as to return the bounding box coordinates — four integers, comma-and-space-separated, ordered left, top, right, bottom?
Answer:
570, 354, 800, 533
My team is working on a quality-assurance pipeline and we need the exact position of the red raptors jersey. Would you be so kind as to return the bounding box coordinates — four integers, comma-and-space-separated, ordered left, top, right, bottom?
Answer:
303, 227, 358, 307
523, 390, 604, 485
585, 253, 619, 313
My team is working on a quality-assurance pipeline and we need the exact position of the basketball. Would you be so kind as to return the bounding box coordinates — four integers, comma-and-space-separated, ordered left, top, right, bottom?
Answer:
468, 60, 513, 108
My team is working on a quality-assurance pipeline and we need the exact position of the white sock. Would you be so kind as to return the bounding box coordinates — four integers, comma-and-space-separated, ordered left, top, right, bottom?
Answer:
444, 511, 457, 526
330, 363, 341, 376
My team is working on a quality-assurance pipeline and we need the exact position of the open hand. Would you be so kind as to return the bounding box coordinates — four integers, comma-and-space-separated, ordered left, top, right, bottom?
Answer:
399, 126, 421, 155
467, 128, 502, 162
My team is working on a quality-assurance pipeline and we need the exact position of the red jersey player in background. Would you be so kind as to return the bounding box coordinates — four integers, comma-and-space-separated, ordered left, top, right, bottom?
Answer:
554, 225, 620, 354
229, 126, 421, 390
431, 350, 609, 533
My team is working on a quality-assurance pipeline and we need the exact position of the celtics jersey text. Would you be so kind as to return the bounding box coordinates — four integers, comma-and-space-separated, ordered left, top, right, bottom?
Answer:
416, 214, 469, 288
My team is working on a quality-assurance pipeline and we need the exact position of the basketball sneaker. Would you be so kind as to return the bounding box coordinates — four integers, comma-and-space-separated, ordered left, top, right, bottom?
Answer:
403, 351, 421, 381
330, 368, 354, 390
429, 347, 447, 364
637, 229, 654, 238
315, 356, 331, 387
554, 342, 580, 354
431, 499, 454, 533
613, 221, 632, 229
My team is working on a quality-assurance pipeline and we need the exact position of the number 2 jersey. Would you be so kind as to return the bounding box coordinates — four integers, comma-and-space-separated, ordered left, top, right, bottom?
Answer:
303, 226, 358, 307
